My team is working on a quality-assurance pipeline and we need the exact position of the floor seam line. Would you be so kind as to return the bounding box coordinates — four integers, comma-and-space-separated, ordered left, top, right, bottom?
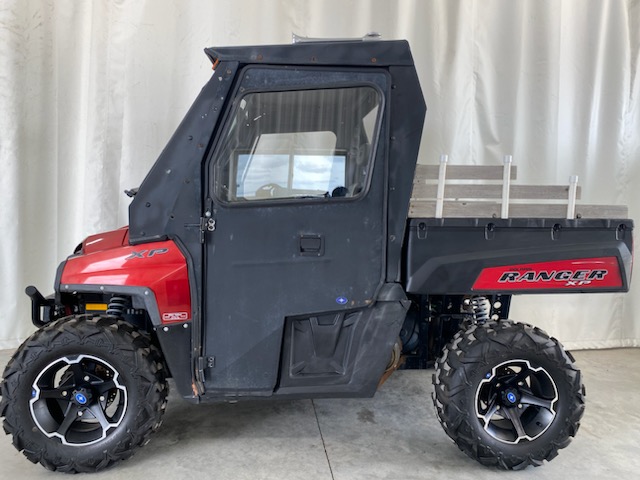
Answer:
311, 399, 335, 480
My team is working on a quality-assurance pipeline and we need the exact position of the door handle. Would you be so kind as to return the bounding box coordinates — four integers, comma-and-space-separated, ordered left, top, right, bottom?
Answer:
299, 235, 324, 256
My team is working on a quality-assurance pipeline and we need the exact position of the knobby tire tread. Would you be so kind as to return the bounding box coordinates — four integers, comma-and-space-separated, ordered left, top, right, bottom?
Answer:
432, 320, 585, 470
0, 314, 168, 473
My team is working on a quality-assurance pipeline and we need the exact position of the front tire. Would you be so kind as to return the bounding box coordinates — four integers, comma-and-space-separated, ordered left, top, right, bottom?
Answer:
432, 320, 584, 470
0, 315, 168, 473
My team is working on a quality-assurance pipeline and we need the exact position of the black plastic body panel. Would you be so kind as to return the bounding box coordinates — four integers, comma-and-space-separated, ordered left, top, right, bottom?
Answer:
274, 288, 409, 399
155, 323, 198, 403
405, 218, 634, 295
127, 62, 239, 398
129, 63, 238, 246
385, 65, 426, 282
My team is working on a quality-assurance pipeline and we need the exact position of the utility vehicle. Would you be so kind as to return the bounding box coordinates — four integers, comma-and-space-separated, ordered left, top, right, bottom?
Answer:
0, 38, 633, 473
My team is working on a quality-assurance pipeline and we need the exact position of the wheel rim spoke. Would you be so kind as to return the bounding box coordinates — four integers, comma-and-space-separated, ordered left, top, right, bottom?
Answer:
520, 392, 554, 411
504, 407, 527, 439
38, 386, 68, 399
70, 362, 85, 383
95, 379, 116, 394
504, 368, 530, 386
57, 404, 79, 437
482, 398, 500, 425
88, 404, 112, 431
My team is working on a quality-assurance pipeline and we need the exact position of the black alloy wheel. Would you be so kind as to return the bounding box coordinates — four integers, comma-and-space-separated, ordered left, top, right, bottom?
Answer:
432, 320, 585, 470
1, 315, 168, 473
29, 353, 128, 446
475, 358, 558, 444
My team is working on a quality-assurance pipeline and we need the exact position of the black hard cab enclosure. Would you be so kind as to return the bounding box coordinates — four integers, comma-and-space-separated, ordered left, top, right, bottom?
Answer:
1, 39, 633, 473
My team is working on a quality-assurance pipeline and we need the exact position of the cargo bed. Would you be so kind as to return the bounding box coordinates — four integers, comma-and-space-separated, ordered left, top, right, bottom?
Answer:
405, 159, 633, 295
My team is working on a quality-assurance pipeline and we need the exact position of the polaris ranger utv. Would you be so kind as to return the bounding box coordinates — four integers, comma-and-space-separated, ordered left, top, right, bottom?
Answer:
1, 39, 633, 473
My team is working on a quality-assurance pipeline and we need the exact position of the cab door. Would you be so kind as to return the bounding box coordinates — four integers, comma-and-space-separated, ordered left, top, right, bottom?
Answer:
203, 67, 389, 395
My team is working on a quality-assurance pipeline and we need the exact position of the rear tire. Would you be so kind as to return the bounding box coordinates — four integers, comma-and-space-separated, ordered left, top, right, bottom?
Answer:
432, 320, 584, 470
0, 315, 168, 473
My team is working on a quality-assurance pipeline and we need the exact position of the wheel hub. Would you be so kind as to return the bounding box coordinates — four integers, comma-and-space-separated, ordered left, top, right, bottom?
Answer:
72, 388, 92, 406
502, 388, 519, 406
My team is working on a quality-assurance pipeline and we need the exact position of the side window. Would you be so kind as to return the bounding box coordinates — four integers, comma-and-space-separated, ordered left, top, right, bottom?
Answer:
214, 86, 381, 202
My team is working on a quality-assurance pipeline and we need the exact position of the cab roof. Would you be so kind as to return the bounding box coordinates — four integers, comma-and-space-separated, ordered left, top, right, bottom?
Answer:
204, 40, 415, 67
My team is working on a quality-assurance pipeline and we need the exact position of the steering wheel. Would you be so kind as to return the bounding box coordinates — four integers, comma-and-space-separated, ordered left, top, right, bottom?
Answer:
255, 183, 283, 198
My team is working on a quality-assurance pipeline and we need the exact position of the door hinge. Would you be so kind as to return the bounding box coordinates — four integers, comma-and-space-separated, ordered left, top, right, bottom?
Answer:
202, 216, 216, 231
196, 356, 215, 380
199, 214, 216, 243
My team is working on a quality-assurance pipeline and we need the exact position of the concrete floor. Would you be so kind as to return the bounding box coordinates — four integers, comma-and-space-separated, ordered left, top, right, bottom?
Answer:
0, 348, 638, 479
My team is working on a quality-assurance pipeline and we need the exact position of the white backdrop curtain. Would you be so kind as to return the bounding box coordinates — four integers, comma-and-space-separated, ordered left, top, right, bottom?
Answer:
1, 0, 638, 350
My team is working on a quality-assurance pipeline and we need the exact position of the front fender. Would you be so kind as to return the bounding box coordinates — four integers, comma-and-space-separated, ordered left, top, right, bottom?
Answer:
59, 239, 191, 326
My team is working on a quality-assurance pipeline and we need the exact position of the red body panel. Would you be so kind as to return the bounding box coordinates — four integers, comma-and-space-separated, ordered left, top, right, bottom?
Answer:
61, 228, 191, 323
82, 227, 129, 255
472, 257, 623, 291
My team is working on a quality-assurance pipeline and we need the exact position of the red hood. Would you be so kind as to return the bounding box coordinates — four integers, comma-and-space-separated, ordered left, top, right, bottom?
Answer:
81, 227, 129, 255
